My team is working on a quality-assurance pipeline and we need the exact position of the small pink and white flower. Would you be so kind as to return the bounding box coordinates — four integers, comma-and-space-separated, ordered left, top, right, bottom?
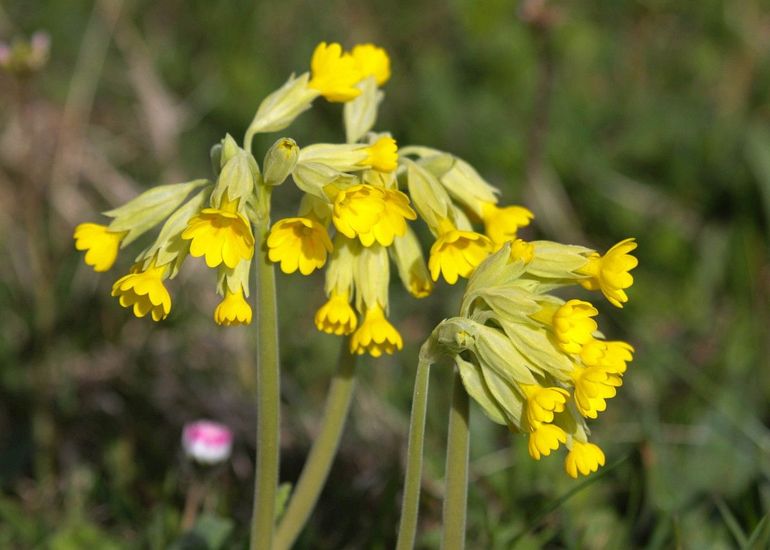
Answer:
182, 420, 233, 465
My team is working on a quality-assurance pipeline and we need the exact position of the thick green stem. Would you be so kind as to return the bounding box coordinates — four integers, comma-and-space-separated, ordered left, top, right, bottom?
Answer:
273, 338, 358, 550
395, 358, 432, 550
250, 208, 281, 550
441, 369, 470, 550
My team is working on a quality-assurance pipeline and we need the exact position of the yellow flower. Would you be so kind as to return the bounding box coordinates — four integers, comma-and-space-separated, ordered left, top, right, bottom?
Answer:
111, 263, 171, 321
564, 441, 605, 478
307, 42, 362, 103
428, 226, 493, 284
527, 423, 567, 460
580, 340, 634, 374
572, 366, 623, 419
579, 238, 638, 308
214, 289, 252, 326
315, 291, 358, 335
509, 238, 534, 263
350, 304, 403, 357
73, 223, 126, 272
552, 299, 599, 354
522, 385, 570, 427
351, 43, 390, 86
182, 208, 255, 269
363, 137, 398, 172
332, 184, 416, 247
267, 217, 333, 275
481, 202, 534, 245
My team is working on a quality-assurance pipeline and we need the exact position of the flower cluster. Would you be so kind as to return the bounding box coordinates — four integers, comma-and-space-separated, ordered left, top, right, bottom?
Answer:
425, 237, 638, 477
74, 42, 537, 358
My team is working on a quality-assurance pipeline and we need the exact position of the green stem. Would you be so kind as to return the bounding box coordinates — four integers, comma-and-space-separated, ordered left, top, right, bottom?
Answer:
395, 358, 432, 550
273, 338, 358, 550
250, 205, 281, 550
441, 369, 470, 550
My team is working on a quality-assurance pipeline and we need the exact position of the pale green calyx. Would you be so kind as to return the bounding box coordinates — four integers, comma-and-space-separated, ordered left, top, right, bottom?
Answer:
105, 179, 209, 246
211, 138, 260, 210
344, 76, 384, 144
246, 72, 320, 135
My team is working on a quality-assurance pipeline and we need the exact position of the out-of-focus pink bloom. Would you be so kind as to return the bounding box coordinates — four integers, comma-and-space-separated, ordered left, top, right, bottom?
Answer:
182, 420, 233, 465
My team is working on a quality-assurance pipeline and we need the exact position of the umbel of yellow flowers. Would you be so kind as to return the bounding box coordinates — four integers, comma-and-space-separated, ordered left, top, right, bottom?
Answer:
73, 41, 637, 368
421, 238, 638, 477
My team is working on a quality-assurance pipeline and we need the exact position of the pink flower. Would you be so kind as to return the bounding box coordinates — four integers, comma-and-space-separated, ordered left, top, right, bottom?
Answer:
182, 420, 233, 465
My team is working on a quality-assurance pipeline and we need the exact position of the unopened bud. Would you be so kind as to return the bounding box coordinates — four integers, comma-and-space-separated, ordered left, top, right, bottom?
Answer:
182, 420, 233, 465
263, 138, 299, 186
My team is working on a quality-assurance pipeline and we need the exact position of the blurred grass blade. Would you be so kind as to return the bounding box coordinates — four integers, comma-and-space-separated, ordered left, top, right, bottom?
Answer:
746, 513, 770, 549
745, 125, 770, 241
508, 452, 632, 545
713, 496, 747, 548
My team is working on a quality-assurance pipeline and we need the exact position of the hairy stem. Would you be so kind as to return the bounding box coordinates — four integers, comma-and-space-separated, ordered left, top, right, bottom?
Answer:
273, 338, 358, 550
395, 358, 432, 550
441, 369, 470, 550
250, 205, 281, 550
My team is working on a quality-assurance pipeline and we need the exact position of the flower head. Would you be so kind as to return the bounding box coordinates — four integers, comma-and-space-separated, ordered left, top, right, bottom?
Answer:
482, 203, 534, 246
332, 184, 416, 247
214, 289, 252, 326
564, 441, 605, 478
552, 299, 599, 354
350, 304, 403, 357
351, 43, 391, 86
579, 238, 638, 308
267, 217, 333, 275
308, 42, 361, 103
74, 223, 126, 272
182, 420, 233, 465
111, 263, 171, 321
428, 228, 493, 284
182, 208, 255, 269
364, 137, 398, 172
315, 291, 358, 335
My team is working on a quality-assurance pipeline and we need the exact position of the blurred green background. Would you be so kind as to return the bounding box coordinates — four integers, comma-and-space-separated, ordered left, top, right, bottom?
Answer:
2, 0, 770, 548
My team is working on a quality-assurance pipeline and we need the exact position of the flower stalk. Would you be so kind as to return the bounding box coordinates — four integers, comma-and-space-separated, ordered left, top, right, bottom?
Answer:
273, 338, 358, 550
441, 369, 470, 550
250, 193, 281, 550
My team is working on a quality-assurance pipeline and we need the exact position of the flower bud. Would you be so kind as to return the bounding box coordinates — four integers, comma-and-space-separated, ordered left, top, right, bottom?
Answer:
182, 420, 233, 465
263, 138, 299, 186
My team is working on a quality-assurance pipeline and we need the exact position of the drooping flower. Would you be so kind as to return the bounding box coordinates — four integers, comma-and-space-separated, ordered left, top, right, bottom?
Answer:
332, 184, 416, 247
74, 223, 126, 272
111, 262, 172, 321
214, 289, 252, 326
571, 366, 623, 419
527, 423, 567, 460
552, 299, 599, 354
350, 304, 403, 357
522, 385, 570, 427
481, 203, 534, 246
580, 339, 634, 374
351, 43, 391, 86
307, 42, 362, 103
579, 238, 638, 308
564, 441, 605, 479
363, 136, 398, 172
182, 208, 255, 269
509, 238, 535, 264
428, 223, 493, 284
315, 291, 358, 335
266, 217, 333, 275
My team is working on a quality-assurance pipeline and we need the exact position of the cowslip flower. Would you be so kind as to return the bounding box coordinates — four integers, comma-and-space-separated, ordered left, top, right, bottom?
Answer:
349, 303, 403, 357
111, 261, 172, 321
214, 289, 253, 326
428, 220, 493, 285
332, 184, 416, 247
307, 42, 362, 103
182, 420, 233, 465
351, 43, 391, 86
578, 238, 638, 307
182, 206, 255, 269
481, 203, 535, 247
73, 223, 126, 272
267, 217, 333, 275
314, 291, 358, 335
